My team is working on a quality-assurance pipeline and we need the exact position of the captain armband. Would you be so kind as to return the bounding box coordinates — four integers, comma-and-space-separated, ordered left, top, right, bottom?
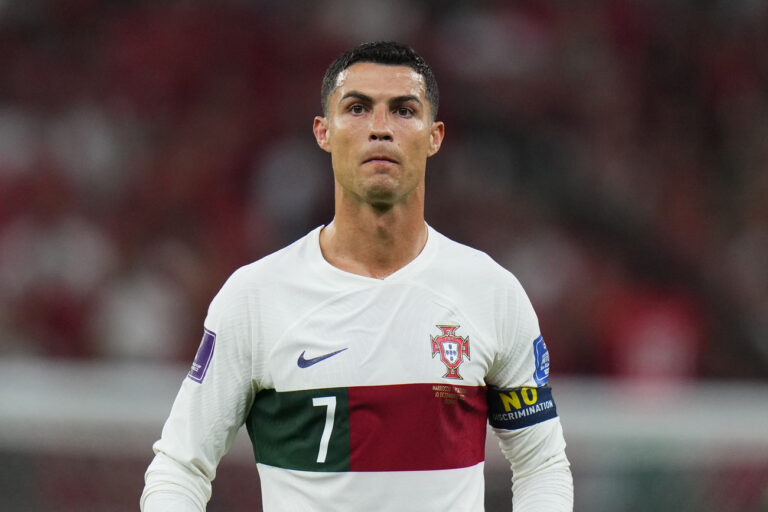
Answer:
487, 385, 558, 430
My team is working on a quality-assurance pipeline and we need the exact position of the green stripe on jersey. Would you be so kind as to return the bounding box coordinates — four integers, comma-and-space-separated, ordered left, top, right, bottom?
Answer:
247, 387, 350, 472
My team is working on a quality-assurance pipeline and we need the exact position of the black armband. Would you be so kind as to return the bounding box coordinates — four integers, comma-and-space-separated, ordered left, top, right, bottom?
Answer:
487, 385, 558, 430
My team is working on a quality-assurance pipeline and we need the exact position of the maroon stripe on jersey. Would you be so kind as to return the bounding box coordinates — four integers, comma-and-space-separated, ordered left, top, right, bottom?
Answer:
348, 383, 487, 472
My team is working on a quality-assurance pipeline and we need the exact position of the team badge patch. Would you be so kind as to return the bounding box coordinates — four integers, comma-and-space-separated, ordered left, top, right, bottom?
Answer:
532, 335, 550, 386
188, 329, 216, 383
431, 325, 470, 380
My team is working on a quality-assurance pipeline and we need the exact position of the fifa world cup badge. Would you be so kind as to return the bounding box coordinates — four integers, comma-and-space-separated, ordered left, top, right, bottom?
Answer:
431, 325, 470, 379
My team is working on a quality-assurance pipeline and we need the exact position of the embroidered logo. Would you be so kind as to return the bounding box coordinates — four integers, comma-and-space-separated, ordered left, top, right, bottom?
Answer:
431, 325, 470, 380
297, 348, 348, 368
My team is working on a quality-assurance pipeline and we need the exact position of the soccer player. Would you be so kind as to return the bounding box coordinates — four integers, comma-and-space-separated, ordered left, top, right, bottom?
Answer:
141, 41, 573, 511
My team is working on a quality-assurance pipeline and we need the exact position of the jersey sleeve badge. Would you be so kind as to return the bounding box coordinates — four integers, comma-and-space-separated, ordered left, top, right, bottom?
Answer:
188, 329, 216, 383
533, 335, 550, 386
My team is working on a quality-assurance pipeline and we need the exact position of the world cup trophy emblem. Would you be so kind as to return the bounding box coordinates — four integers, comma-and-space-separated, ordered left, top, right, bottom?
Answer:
431, 325, 470, 379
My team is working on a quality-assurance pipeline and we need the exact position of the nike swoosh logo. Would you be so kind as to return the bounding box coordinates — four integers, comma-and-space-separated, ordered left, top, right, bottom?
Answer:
297, 348, 348, 368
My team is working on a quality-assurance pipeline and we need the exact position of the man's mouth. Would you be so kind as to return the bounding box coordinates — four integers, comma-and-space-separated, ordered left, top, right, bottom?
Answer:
363, 155, 399, 164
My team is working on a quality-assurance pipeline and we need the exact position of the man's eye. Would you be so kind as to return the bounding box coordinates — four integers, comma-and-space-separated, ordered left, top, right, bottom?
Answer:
397, 107, 413, 117
350, 104, 365, 114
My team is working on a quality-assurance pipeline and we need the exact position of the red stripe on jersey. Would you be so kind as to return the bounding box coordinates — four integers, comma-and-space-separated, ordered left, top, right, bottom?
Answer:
347, 383, 487, 472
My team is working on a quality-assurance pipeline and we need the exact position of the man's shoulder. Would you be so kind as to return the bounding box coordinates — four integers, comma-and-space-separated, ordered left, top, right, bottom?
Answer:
221, 227, 321, 289
430, 228, 514, 279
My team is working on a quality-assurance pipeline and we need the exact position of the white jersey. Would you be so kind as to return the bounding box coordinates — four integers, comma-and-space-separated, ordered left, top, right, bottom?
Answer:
142, 225, 573, 512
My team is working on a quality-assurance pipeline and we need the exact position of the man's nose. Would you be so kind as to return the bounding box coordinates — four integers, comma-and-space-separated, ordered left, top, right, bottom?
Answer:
369, 107, 393, 141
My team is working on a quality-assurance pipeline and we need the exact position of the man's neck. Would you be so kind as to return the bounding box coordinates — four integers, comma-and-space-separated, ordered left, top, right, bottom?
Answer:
319, 198, 427, 280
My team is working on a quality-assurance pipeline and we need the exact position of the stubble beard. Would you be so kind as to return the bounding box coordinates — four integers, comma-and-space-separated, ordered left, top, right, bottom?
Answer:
360, 171, 414, 212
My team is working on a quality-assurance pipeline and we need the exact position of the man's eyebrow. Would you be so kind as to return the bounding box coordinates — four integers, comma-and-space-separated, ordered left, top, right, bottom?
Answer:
339, 92, 422, 106
339, 91, 373, 103
389, 95, 422, 105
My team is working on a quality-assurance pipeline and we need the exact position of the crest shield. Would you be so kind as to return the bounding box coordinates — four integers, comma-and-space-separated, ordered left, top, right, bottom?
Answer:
431, 325, 470, 379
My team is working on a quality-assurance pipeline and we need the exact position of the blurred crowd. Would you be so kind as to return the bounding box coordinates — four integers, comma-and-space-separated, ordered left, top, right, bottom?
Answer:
1, 0, 766, 381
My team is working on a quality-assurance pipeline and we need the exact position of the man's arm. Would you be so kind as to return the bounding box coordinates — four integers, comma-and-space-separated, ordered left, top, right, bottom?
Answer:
141, 272, 255, 511
141, 487, 204, 512
141, 446, 212, 512
494, 418, 573, 511
487, 272, 573, 510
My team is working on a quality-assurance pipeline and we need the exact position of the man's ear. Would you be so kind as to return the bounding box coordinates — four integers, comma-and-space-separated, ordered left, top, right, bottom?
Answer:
313, 116, 331, 153
427, 121, 445, 157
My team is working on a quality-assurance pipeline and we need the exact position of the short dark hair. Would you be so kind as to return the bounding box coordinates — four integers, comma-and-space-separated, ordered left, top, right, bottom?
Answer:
321, 41, 439, 120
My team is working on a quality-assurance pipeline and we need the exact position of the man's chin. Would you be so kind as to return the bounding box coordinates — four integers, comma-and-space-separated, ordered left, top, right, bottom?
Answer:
365, 190, 397, 210
362, 179, 398, 203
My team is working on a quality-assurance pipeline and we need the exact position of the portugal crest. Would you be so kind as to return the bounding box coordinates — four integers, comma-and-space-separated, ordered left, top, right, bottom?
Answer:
431, 325, 470, 379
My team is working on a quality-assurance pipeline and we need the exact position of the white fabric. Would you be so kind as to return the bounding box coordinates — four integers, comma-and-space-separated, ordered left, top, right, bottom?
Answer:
495, 419, 573, 510
141, 489, 202, 512
142, 225, 572, 511
258, 462, 485, 512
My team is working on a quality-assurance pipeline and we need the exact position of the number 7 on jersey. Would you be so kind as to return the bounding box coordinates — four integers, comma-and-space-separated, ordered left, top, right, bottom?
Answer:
312, 396, 336, 463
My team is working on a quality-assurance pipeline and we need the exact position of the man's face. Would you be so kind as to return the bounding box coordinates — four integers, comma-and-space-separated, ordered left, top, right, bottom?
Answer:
313, 62, 444, 208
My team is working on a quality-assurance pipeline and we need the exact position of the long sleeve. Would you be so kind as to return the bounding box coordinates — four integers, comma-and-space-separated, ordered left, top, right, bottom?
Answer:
494, 419, 573, 511
486, 272, 574, 511
141, 271, 256, 511
141, 489, 204, 512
